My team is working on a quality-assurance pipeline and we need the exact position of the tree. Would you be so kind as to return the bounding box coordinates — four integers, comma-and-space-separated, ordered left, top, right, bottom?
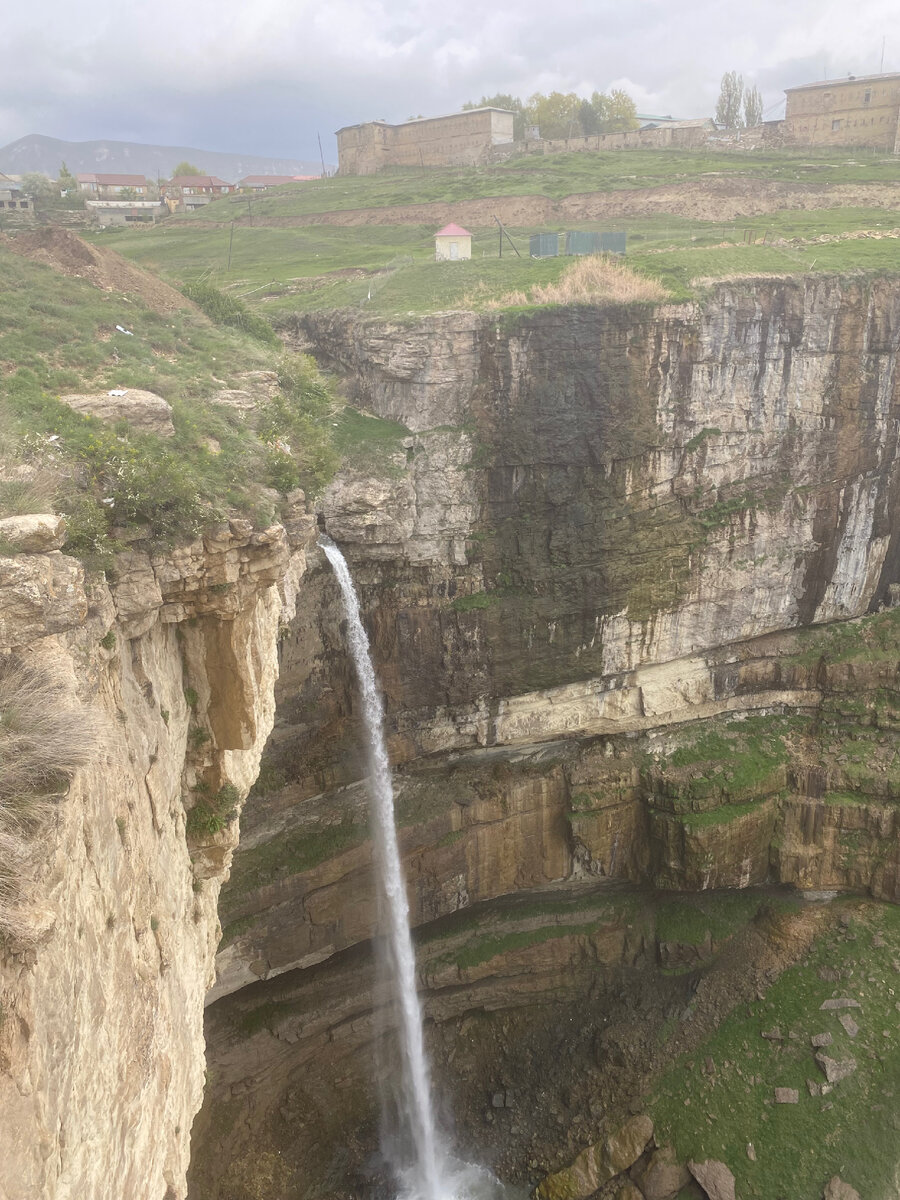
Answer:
579, 98, 599, 136
743, 85, 764, 128
715, 71, 744, 128
603, 89, 639, 133
57, 161, 77, 193
171, 161, 202, 178
20, 172, 56, 200
524, 91, 583, 140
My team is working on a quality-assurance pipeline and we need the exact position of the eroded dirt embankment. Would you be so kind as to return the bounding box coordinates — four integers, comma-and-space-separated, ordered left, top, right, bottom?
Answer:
182, 179, 900, 230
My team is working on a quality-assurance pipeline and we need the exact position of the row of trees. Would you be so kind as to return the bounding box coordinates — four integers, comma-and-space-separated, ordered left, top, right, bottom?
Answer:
466, 75, 766, 141
463, 90, 639, 141
715, 72, 764, 129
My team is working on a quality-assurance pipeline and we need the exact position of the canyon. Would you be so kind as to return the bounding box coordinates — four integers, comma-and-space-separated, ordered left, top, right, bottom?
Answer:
2, 272, 899, 1199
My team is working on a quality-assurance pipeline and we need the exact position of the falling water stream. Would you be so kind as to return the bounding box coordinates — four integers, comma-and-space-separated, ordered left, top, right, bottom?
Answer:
321, 537, 511, 1200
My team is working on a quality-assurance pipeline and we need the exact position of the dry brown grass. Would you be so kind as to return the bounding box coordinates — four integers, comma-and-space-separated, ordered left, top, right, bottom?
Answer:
480, 255, 667, 310
0, 659, 102, 944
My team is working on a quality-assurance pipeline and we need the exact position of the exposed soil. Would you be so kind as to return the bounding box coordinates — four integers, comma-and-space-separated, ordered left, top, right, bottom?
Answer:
185, 180, 900, 232
0, 227, 194, 314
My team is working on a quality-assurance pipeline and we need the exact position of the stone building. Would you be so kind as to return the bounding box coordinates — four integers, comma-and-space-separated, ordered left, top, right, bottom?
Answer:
336, 107, 515, 175
784, 71, 900, 151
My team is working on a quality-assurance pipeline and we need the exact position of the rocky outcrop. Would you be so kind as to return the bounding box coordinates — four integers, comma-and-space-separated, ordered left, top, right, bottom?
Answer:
0, 513, 66, 553
59, 388, 175, 436
0, 514, 314, 1200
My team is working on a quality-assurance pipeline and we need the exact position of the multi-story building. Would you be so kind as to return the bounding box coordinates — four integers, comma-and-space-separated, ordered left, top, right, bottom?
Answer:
336, 107, 515, 175
784, 72, 900, 151
76, 173, 152, 196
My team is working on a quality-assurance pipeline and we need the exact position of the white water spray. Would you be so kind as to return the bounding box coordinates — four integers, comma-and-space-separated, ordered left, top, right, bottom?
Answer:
321, 536, 444, 1200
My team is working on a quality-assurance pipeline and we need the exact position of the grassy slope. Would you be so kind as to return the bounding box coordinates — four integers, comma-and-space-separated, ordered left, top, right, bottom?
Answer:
170, 149, 900, 219
94, 144, 900, 315
650, 902, 900, 1200
0, 246, 396, 558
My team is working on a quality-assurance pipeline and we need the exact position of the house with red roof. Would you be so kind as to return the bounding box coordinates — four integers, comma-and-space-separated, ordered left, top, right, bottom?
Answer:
160, 175, 235, 210
76, 173, 153, 197
434, 223, 472, 261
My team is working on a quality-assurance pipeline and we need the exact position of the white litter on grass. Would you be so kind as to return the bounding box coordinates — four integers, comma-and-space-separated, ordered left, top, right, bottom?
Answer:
115, 326, 134, 336
108, 389, 128, 397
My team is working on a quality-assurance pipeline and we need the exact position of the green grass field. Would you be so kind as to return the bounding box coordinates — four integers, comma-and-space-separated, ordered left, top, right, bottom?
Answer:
164, 148, 900, 221
90, 147, 900, 316
650, 902, 900, 1200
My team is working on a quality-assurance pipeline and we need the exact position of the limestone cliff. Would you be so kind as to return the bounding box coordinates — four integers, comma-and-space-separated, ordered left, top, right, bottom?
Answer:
190, 277, 900, 1196
0, 516, 314, 1200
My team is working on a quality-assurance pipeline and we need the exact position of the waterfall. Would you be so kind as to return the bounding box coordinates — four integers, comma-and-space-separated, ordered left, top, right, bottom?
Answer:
321, 537, 444, 1200
321, 537, 514, 1200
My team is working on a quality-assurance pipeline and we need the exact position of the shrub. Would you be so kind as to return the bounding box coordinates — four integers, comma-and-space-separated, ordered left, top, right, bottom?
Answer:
185, 781, 240, 839
0, 659, 101, 943
483, 255, 667, 309
181, 280, 280, 348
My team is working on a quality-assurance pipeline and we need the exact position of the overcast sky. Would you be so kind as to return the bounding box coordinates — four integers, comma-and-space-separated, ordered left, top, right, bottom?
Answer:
2, 0, 897, 159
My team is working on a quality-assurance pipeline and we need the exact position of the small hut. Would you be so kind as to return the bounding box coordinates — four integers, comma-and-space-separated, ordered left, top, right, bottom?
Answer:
434, 223, 472, 261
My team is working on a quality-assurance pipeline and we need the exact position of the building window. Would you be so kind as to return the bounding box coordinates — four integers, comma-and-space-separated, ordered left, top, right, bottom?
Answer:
864, 90, 871, 104
832, 119, 842, 131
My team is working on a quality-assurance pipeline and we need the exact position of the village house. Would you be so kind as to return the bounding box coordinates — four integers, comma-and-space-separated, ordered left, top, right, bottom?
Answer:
434, 223, 472, 261
237, 175, 318, 190
161, 175, 236, 210
85, 200, 168, 227
784, 71, 900, 151
76, 173, 152, 197
336, 107, 515, 175
0, 172, 32, 213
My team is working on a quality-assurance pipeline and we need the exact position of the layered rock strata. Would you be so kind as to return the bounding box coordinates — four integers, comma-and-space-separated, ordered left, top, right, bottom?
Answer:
0, 515, 314, 1200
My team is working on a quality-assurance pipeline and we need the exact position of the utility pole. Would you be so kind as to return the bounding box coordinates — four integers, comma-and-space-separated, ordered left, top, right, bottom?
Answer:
317, 133, 327, 178
492, 214, 521, 258
227, 221, 234, 270
881, 36, 886, 74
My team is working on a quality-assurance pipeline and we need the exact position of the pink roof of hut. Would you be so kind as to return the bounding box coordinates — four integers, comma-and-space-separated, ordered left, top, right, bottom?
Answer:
435, 223, 471, 237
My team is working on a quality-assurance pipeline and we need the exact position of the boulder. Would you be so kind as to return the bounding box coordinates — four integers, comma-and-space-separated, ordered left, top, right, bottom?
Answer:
535, 1115, 653, 1200
0, 552, 87, 649
603, 1114, 655, 1178
814, 1053, 857, 1083
810, 1033, 832, 1048
837, 1014, 859, 1038
615, 1184, 644, 1200
0, 514, 66, 553
638, 1144, 691, 1200
819, 998, 860, 1010
59, 389, 175, 437
688, 1158, 736, 1200
824, 1178, 861, 1200
774, 1087, 799, 1103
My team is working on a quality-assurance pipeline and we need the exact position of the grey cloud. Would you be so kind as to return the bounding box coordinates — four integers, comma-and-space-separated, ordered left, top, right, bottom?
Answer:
1, 0, 897, 157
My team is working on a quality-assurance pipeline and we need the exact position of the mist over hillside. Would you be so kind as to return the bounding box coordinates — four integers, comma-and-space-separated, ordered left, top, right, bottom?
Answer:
0, 133, 328, 179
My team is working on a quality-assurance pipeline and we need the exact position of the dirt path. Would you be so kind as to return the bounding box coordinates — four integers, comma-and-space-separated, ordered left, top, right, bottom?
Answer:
184, 179, 900, 232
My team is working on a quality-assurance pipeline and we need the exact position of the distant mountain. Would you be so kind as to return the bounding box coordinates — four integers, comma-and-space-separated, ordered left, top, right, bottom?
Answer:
0, 134, 328, 180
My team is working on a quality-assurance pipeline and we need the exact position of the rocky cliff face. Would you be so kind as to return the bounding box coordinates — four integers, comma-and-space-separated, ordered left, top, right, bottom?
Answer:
0, 516, 314, 1200
282, 278, 899, 762
7, 275, 899, 1200
188, 278, 900, 1195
